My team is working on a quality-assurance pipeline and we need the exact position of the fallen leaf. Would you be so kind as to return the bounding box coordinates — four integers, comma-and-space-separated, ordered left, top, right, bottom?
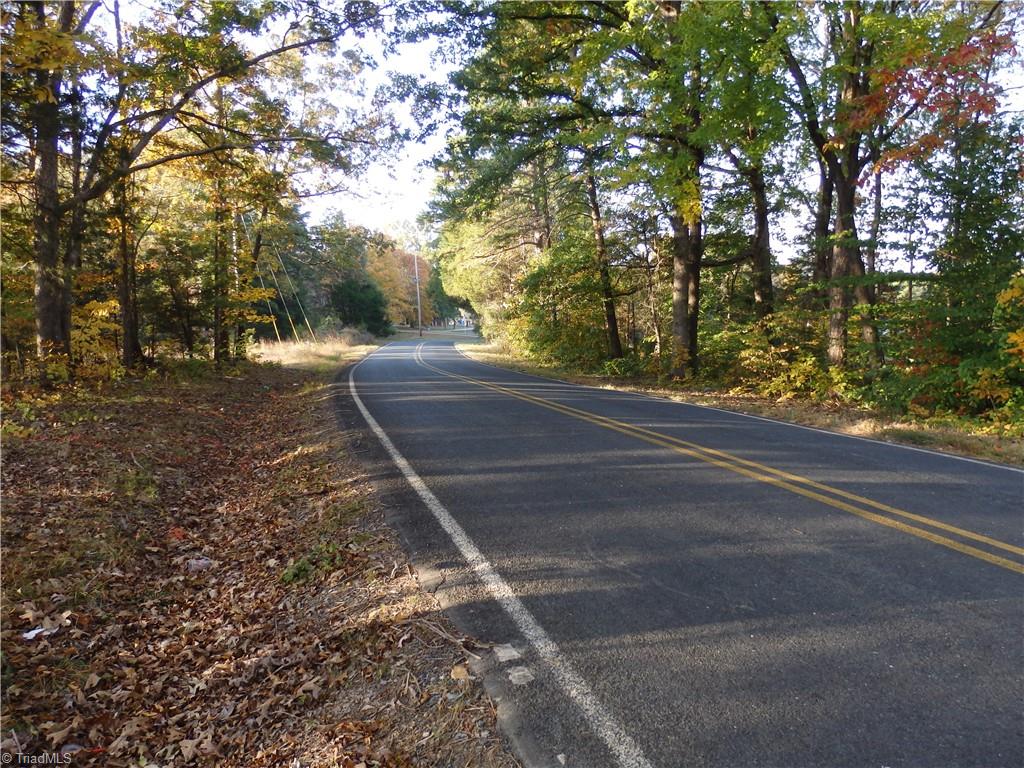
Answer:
45, 723, 73, 747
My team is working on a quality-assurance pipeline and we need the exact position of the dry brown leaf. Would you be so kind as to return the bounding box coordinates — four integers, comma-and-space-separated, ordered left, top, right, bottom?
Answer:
1, 365, 519, 768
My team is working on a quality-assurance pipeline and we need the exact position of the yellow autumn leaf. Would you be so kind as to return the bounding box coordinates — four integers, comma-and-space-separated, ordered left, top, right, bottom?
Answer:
971, 368, 1011, 404
1004, 328, 1024, 361
996, 279, 1024, 306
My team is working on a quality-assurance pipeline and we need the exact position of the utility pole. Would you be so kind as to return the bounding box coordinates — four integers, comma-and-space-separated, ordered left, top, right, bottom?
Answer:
413, 251, 423, 337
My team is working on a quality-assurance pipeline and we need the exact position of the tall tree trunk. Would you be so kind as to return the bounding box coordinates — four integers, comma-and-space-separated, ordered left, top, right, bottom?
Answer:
812, 161, 834, 304
831, 172, 883, 368
836, 3, 882, 367
30, 2, 78, 376
584, 168, 623, 359
864, 165, 882, 304
211, 85, 229, 362
212, 200, 228, 363
687, 243, 700, 367
646, 260, 662, 358
116, 179, 142, 367
669, 212, 700, 378
33, 78, 68, 365
660, 0, 704, 378
827, 228, 850, 369
747, 165, 774, 319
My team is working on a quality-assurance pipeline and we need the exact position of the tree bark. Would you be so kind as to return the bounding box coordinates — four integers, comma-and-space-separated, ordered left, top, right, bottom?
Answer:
116, 177, 143, 367
747, 165, 774, 320
669, 212, 701, 378
831, 172, 883, 367
33, 93, 67, 364
865, 165, 882, 304
212, 200, 229, 363
812, 161, 834, 304
62, 74, 86, 366
32, 62, 68, 366
211, 85, 229, 363
584, 168, 623, 359
827, 224, 850, 369
645, 249, 663, 358
30, 2, 78, 373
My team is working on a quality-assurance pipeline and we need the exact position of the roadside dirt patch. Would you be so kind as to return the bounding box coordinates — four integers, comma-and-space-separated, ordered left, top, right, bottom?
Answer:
1, 362, 520, 767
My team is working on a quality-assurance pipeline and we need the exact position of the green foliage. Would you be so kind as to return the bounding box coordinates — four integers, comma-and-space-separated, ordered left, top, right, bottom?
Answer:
508, 237, 610, 368
427, 263, 460, 320
329, 277, 392, 337
280, 542, 351, 584
600, 355, 648, 378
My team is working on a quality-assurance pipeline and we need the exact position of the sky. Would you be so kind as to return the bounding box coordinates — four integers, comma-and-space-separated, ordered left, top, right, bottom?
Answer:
304, 12, 1024, 256
300, 36, 450, 245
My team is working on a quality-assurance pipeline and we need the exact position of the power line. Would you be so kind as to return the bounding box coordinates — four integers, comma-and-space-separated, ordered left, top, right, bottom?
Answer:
254, 264, 282, 342
266, 261, 300, 341
240, 214, 299, 342
269, 240, 318, 344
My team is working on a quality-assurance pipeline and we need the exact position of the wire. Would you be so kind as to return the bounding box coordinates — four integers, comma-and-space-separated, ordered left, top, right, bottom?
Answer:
254, 264, 282, 342
240, 214, 299, 342
270, 240, 318, 344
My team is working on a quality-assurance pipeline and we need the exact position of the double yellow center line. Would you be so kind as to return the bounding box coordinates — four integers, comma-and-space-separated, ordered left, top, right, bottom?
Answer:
413, 344, 1024, 575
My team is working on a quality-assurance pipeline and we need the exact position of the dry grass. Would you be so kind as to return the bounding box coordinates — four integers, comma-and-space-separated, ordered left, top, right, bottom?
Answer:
460, 342, 1024, 467
252, 331, 379, 375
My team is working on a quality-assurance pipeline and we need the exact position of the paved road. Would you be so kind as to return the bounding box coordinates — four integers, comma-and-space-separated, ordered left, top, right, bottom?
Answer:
342, 340, 1024, 768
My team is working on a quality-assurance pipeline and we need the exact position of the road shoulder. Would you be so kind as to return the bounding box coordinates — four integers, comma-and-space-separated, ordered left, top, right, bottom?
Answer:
457, 342, 1024, 468
1, 351, 520, 767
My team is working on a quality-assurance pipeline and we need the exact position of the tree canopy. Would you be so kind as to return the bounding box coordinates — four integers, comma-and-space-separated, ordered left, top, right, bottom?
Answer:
423, 0, 1023, 426
1, 0, 457, 381
1, 0, 1021, 427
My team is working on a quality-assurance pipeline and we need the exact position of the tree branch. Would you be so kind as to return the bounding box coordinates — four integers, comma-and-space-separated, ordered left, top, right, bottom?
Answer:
77, 25, 350, 209
759, 2, 832, 161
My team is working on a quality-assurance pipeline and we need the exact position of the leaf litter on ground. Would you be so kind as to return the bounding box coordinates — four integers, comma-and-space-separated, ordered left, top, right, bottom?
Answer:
1, 361, 521, 767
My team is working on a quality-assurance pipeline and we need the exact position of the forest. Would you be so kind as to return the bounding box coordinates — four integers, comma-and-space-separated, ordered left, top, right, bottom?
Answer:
2, 0, 1023, 422
1, 0, 456, 385
429, 1, 1024, 432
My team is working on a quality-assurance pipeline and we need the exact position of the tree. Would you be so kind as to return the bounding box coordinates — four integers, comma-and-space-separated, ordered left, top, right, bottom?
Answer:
329, 276, 391, 336
760, 0, 1012, 368
1, 0, 382, 371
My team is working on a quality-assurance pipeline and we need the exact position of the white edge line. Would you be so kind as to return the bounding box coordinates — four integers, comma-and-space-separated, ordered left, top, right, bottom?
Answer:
348, 348, 655, 768
451, 343, 1024, 476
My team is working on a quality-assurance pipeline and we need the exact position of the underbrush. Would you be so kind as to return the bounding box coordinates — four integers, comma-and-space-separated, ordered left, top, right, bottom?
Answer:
475, 278, 1024, 444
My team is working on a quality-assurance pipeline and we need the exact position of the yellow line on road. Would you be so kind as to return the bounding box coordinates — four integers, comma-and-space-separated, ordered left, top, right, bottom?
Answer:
414, 345, 1024, 575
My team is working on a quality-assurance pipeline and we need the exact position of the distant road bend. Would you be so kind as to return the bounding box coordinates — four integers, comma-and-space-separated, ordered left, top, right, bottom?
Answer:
347, 340, 1024, 768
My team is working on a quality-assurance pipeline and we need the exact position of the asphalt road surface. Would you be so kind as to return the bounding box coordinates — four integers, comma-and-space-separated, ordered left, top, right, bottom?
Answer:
341, 340, 1024, 768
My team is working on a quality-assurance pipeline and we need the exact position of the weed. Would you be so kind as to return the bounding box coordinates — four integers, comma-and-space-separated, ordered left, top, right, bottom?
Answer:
281, 541, 350, 584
